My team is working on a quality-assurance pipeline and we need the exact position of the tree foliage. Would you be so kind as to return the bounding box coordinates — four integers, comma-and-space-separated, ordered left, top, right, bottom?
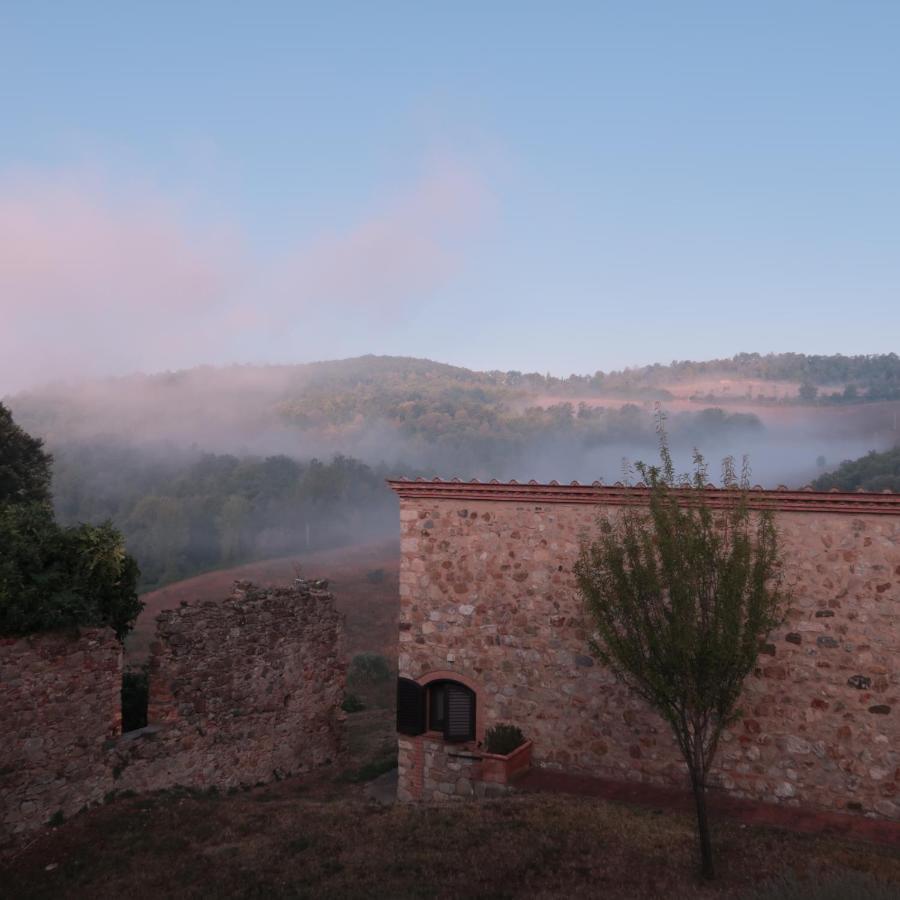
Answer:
0, 401, 52, 506
574, 423, 786, 879
50, 445, 399, 590
811, 446, 900, 493
0, 404, 141, 638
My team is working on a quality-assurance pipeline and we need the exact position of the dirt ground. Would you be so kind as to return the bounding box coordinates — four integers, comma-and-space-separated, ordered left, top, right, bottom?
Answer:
3, 740, 899, 900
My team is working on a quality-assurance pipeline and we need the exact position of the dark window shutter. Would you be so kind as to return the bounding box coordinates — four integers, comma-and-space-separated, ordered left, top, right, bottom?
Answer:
444, 683, 475, 742
396, 677, 425, 735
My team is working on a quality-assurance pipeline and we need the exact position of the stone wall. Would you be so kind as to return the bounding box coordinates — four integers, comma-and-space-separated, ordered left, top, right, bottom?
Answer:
392, 482, 899, 819
0, 629, 120, 838
1, 577, 345, 842
114, 580, 345, 793
397, 735, 508, 802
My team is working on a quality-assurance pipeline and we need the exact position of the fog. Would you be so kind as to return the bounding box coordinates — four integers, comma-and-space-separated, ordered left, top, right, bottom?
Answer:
9, 363, 896, 487
7, 359, 897, 592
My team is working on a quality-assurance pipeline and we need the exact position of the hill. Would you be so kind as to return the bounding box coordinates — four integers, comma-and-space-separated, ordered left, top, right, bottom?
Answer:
7, 353, 898, 594
811, 446, 900, 493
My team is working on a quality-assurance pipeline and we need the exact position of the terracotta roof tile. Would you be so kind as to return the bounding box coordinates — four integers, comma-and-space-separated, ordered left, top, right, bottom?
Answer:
387, 477, 898, 516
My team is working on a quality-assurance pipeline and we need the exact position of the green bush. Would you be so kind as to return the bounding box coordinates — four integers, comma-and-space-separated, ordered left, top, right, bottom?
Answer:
341, 693, 365, 713
347, 652, 392, 687
0, 505, 142, 638
339, 753, 398, 783
484, 723, 525, 755
0, 403, 141, 639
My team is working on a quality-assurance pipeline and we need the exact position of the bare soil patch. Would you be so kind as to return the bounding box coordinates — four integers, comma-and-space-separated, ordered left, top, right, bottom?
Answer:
3, 771, 898, 899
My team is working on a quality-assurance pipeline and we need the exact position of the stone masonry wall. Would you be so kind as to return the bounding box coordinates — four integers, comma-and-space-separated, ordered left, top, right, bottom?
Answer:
1, 578, 345, 842
0, 628, 120, 839
396, 735, 511, 803
114, 579, 345, 794
397, 497, 899, 818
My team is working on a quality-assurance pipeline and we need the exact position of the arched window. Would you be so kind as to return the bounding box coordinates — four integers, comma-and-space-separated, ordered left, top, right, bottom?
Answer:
428, 680, 476, 742
396, 677, 476, 743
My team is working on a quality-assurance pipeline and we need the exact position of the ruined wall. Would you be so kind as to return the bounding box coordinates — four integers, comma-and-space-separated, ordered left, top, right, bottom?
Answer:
395, 486, 899, 819
1, 578, 345, 842
0, 629, 120, 838
115, 580, 345, 793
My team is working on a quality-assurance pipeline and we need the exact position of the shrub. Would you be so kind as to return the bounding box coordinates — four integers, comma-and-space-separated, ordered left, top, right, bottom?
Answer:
348, 652, 392, 686
0, 506, 142, 638
341, 693, 365, 713
339, 753, 398, 783
484, 723, 525, 755
0, 404, 141, 639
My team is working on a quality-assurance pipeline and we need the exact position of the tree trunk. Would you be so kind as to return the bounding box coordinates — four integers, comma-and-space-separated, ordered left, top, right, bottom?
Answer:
689, 765, 715, 880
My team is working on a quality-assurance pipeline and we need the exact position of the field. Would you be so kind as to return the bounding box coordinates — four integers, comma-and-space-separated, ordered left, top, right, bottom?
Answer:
4, 769, 899, 899
535, 391, 900, 439
128, 539, 401, 665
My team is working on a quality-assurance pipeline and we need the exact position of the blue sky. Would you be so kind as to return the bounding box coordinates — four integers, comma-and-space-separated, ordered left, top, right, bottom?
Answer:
2, 2, 899, 389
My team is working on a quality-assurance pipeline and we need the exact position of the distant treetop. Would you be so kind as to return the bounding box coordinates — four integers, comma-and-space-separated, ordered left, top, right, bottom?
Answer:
0, 402, 52, 506
812, 446, 900, 493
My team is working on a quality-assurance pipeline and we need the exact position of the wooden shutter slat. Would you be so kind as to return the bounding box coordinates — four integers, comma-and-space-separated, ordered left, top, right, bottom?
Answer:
396, 677, 425, 735
444, 683, 474, 742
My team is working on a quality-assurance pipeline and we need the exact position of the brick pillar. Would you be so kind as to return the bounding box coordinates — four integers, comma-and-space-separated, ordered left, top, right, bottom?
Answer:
397, 735, 424, 802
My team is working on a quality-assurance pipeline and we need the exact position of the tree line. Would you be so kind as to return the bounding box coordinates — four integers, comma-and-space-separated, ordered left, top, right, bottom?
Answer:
51, 443, 398, 591
811, 446, 900, 493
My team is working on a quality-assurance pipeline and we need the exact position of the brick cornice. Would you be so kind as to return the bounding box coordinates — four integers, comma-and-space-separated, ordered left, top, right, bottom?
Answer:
387, 479, 900, 516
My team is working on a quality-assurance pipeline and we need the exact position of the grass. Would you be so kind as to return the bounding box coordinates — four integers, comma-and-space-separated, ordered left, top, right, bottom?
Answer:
338, 754, 398, 784
3, 778, 899, 900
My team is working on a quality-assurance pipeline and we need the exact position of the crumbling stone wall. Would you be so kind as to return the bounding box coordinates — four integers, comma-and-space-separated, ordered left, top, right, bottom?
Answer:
115, 580, 345, 793
1, 577, 345, 842
394, 487, 899, 819
0, 629, 120, 838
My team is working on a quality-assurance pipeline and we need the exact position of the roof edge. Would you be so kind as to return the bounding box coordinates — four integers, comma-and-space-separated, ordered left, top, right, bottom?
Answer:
386, 478, 900, 515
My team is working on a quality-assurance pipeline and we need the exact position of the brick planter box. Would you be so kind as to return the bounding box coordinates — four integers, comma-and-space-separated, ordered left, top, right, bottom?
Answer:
479, 740, 533, 785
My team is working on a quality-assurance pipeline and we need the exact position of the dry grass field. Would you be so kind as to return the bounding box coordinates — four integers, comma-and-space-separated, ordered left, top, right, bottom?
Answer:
4, 763, 899, 900
127, 540, 401, 665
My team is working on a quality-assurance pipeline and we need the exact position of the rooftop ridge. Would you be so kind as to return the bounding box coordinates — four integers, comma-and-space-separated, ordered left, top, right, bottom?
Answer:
387, 478, 900, 516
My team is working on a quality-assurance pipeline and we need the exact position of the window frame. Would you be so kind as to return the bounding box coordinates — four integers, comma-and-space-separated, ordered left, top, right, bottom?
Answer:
426, 679, 475, 743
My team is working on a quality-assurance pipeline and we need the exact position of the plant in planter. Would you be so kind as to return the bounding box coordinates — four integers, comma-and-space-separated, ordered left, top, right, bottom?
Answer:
480, 723, 532, 785
484, 724, 525, 755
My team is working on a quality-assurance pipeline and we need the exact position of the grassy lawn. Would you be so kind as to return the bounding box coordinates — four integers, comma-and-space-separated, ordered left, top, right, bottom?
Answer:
3, 773, 899, 900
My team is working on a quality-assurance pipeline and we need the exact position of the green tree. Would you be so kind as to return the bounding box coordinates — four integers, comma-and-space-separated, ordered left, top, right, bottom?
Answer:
574, 425, 786, 880
0, 401, 52, 506
0, 406, 141, 639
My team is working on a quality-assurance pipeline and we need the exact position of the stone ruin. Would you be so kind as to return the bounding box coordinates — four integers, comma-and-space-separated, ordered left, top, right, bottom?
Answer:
0, 577, 346, 841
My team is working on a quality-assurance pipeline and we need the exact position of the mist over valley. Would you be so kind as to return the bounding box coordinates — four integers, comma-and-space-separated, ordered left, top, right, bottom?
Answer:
5, 352, 898, 593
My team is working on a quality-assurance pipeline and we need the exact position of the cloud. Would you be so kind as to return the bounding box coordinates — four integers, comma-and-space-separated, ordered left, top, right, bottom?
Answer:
0, 169, 243, 390
248, 159, 492, 330
1, 159, 492, 392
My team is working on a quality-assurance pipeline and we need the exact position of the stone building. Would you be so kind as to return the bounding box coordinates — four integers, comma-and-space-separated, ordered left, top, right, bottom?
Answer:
389, 478, 899, 817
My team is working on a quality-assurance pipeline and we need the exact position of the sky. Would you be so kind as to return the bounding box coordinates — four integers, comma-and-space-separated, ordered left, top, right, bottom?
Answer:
2, 1, 899, 392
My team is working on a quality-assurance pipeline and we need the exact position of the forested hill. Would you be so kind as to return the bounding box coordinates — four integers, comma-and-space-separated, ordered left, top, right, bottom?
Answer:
7, 353, 897, 593
811, 447, 900, 493
8, 352, 900, 447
